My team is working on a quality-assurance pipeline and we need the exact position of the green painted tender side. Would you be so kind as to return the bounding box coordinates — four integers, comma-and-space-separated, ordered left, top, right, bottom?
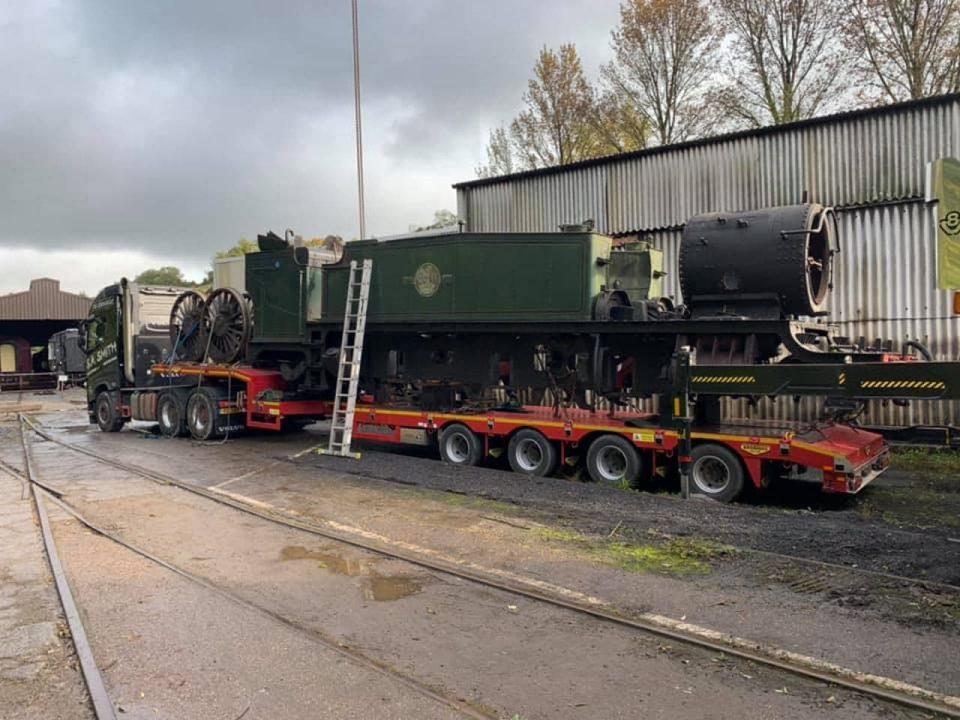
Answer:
244, 231, 664, 341
320, 231, 661, 324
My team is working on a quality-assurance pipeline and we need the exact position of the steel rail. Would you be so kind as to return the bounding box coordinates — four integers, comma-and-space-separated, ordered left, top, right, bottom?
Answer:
40, 492, 494, 719
55, 430, 960, 595
20, 417, 960, 718
312, 453, 960, 594
18, 416, 117, 720
13, 424, 493, 720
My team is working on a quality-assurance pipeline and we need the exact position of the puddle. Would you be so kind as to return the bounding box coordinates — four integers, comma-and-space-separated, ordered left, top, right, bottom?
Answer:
281, 545, 423, 601
363, 575, 421, 601
281, 545, 374, 576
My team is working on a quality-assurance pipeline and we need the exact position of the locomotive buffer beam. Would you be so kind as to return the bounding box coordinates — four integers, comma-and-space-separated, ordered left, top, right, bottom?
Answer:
683, 362, 960, 401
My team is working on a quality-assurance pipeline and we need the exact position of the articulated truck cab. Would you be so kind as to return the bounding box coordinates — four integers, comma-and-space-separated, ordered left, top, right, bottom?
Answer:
81, 279, 184, 431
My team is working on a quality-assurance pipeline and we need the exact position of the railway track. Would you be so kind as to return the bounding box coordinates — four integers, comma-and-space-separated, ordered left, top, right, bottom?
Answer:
302, 446, 960, 594
60, 420, 960, 596
15, 420, 496, 720
16, 415, 960, 718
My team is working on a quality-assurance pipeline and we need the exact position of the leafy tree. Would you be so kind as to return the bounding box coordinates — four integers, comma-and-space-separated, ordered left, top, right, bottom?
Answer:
215, 237, 259, 259
602, 0, 718, 145
842, 0, 960, 102
134, 266, 197, 287
711, 0, 844, 127
591, 90, 651, 153
477, 45, 651, 178
410, 210, 461, 232
511, 44, 600, 168
307, 234, 345, 248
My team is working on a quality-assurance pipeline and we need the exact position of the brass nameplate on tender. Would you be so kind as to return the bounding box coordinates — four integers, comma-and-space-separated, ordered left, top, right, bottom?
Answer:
399, 427, 430, 445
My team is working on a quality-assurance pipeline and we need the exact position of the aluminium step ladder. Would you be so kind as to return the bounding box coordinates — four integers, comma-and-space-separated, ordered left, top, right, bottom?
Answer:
320, 258, 372, 458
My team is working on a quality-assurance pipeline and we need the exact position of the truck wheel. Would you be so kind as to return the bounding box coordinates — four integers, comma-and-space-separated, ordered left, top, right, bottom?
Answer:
186, 388, 220, 441
438, 423, 482, 467
586, 434, 643, 488
156, 392, 186, 438
690, 443, 745, 502
507, 429, 557, 477
95, 391, 124, 433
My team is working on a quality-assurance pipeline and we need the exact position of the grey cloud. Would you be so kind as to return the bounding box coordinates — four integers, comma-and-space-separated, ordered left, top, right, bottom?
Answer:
1, 0, 620, 265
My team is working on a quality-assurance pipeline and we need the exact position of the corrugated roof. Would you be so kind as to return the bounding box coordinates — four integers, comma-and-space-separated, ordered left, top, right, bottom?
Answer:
456, 95, 960, 235
0, 278, 91, 320
453, 92, 960, 190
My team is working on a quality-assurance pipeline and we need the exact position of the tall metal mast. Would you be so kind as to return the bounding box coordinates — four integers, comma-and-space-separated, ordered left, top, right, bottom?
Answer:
351, 0, 366, 240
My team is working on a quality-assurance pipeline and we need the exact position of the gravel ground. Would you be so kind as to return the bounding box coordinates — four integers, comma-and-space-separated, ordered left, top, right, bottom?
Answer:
293, 436, 960, 587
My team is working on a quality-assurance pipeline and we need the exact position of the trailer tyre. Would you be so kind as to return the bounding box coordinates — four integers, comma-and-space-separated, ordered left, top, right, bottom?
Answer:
95, 391, 124, 433
186, 388, 220, 441
586, 434, 643, 488
691, 443, 745, 503
156, 392, 186, 438
438, 423, 482, 467
507, 429, 557, 477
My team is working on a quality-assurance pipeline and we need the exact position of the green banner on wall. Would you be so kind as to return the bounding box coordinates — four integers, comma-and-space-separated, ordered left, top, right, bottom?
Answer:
932, 157, 960, 289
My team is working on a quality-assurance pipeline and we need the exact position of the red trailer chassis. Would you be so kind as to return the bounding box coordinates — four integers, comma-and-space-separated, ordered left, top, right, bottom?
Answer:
350, 404, 889, 495
141, 362, 889, 497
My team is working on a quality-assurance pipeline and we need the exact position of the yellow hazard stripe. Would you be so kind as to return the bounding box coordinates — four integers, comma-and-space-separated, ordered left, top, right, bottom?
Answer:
859, 380, 946, 390
691, 376, 756, 383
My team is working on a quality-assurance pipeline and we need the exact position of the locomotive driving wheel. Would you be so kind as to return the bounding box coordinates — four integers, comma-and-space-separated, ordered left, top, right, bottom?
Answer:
203, 287, 252, 363
169, 290, 207, 362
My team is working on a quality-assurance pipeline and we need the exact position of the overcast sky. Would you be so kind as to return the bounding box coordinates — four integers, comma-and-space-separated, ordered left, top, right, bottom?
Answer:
0, 0, 621, 294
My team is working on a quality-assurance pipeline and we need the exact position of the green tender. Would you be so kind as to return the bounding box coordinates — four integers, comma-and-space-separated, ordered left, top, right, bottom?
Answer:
245, 231, 664, 342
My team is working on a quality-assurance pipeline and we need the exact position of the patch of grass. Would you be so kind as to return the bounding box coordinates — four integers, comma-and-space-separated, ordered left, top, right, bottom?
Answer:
535, 527, 584, 543
856, 485, 960, 528
398, 486, 522, 515
890, 448, 960, 480
859, 448, 960, 528
440, 492, 519, 515
533, 526, 734, 576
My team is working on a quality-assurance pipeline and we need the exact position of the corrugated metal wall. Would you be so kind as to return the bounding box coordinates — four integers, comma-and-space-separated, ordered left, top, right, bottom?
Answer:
455, 96, 960, 427
457, 96, 960, 234
620, 202, 960, 425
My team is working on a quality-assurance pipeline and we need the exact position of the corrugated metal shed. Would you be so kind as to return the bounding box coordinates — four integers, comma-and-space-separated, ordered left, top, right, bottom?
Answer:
455, 94, 960, 234
0, 278, 91, 321
454, 95, 960, 426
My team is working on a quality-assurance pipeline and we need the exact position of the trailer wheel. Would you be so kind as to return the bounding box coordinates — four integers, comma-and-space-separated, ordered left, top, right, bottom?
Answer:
438, 423, 482, 467
95, 391, 124, 433
586, 434, 643, 487
691, 444, 745, 502
507, 429, 557, 477
186, 388, 220, 441
156, 392, 186, 438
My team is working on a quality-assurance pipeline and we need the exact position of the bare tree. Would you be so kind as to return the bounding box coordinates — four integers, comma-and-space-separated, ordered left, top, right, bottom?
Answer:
510, 44, 599, 168
712, 0, 844, 126
601, 0, 718, 145
476, 126, 516, 178
842, 0, 960, 102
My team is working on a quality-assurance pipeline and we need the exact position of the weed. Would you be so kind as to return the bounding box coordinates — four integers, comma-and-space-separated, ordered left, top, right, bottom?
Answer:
856, 485, 960, 528
533, 526, 733, 575
535, 527, 584, 543
890, 448, 960, 481
441, 493, 519, 515
399, 486, 521, 515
